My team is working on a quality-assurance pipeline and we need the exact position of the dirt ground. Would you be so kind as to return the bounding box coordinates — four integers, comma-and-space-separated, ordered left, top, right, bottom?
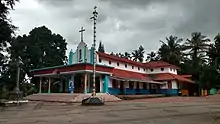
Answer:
1, 95, 220, 124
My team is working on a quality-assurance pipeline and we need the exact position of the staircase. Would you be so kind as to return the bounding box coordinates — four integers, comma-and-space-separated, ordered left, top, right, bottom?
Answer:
25, 93, 121, 103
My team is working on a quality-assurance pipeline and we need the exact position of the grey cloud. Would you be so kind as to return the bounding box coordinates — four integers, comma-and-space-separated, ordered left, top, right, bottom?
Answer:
10, 0, 220, 56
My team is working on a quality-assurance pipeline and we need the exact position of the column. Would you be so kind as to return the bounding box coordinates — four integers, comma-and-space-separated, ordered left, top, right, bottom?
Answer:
39, 77, 42, 93
103, 75, 109, 93
84, 73, 87, 94
100, 75, 103, 93
48, 77, 51, 94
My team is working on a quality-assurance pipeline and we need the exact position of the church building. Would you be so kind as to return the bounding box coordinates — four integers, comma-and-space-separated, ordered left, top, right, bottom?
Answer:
30, 39, 195, 96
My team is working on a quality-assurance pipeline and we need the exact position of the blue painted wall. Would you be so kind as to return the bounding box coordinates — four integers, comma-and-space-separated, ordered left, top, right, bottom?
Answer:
125, 88, 136, 95
137, 89, 150, 94
108, 88, 120, 95
160, 89, 178, 95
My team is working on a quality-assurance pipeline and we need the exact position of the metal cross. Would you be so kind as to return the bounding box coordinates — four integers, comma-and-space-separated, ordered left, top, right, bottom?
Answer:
79, 27, 85, 42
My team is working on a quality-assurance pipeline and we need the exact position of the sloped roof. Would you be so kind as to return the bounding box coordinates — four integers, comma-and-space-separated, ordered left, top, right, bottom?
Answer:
144, 61, 180, 69
97, 52, 144, 67
112, 69, 164, 84
97, 52, 180, 69
149, 73, 194, 83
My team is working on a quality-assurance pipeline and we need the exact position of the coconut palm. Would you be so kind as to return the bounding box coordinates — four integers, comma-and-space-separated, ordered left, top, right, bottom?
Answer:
183, 32, 210, 66
132, 45, 145, 62
124, 52, 131, 60
146, 51, 159, 62
158, 35, 183, 65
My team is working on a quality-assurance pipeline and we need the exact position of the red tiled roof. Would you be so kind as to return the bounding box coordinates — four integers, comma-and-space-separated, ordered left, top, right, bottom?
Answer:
149, 73, 194, 83
180, 75, 192, 78
144, 61, 180, 69
112, 69, 149, 80
97, 52, 180, 69
97, 52, 144, 67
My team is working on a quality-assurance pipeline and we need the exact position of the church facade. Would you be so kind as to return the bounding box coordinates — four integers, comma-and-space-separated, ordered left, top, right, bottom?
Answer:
31, 41, 195, 96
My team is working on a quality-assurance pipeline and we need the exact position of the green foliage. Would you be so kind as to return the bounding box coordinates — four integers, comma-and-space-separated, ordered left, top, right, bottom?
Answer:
10, 26, 68, 76
98, 41, 105, 53
158, 35, 183, 66
146, 51, 160, 62
0, 0, 19, 98
132, 45, 145, 62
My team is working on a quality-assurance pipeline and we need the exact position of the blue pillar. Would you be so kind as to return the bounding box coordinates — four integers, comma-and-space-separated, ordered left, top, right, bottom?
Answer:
68, 75, 75, 94
68, 49, 73, 65
104, 75, 109, 93
90, 47, 94, 64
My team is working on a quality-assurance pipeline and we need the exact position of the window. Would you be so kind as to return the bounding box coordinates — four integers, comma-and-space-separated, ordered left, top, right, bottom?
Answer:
117, 63, 119, 66
150, 69, 154, 72
170, 68, 173, 71
125, 64, 127, 68
161, 68, 164, 71
143, 68, 146, 71
79, 49, 82, 61
138, 67, 140, 70
99, 58, 102, 63
112, 79, 118, 88
132, 66, 134, 69
143, 83, 147, 89
109, 61, 111, 65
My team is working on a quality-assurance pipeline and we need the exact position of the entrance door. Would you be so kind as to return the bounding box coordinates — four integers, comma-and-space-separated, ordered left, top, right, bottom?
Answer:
136, 82, 140, 94
95, 77, 100, 93
119, 81, 124, 95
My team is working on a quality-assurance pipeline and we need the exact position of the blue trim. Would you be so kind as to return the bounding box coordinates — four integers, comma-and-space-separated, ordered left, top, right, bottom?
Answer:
125, 88, 136, 95
104, 75, 109, 93
160, 89, 178, 95
108, 88, 120, 95
90, 47, 94, 64
137, 89, 150, 94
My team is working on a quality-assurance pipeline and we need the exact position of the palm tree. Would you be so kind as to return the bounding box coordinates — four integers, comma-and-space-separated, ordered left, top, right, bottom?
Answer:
146, 51, 159, 62
124, 52, 131, 60
132, 50, 139, 61
183, 32, 210, 66
132, 45, 145, 62
158, 35, 183, 65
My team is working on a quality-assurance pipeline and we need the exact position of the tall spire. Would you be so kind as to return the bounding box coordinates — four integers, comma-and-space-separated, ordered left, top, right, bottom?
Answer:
79, 26, 85, 42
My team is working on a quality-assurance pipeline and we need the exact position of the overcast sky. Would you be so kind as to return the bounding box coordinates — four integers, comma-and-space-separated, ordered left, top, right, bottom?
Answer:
10, 0, 220, 55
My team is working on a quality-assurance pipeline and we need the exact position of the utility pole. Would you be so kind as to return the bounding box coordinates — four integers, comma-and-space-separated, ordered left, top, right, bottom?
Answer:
90, 6, 98, 97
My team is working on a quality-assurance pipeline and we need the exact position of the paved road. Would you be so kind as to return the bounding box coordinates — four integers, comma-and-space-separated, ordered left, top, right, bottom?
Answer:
1, 96, 220, 124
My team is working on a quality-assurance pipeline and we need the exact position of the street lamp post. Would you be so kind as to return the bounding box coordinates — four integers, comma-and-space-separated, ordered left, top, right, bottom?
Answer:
81, 6, 104, 105
90, 6, 98, 97
9, 56, 23, 103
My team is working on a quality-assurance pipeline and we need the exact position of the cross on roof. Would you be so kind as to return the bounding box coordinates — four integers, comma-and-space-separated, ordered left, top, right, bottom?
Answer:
79, 27, 85, 42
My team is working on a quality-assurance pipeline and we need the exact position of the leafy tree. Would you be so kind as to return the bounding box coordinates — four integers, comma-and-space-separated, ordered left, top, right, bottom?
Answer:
110, 52, 114, 55
146, 51, 159, 62
208, 34, 220, 67
183, 32, 210, 80
158, 35, 183, 65
9, 26, 68, 85
132, 45, 145, 62
132, 50, 139, 62
0, 0, 19, 97
183, 32, 210, 67
98, 41, 105, 53
124, 52, 131, 60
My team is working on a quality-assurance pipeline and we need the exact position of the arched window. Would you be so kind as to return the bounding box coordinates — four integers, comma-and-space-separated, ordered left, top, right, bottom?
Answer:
79, 49, 82, 61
